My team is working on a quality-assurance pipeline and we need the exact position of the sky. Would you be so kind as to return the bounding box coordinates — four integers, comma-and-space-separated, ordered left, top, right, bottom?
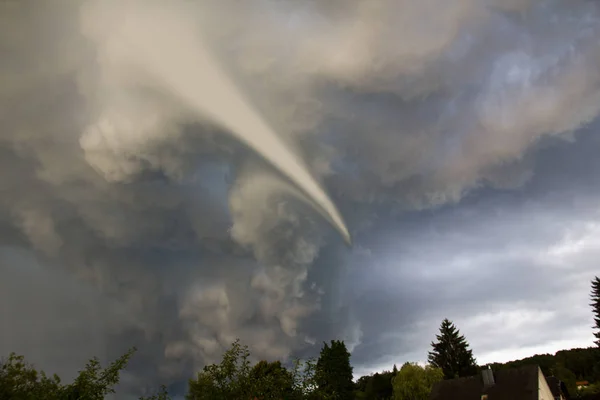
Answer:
1, 0, 600, 397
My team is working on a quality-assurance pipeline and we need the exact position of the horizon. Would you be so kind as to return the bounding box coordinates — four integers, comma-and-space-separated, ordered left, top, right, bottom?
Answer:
354, 340, 597, 380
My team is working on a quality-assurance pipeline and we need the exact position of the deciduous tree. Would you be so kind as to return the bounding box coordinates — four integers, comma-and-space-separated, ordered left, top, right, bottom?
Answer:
186, 339, 252, 400
392, 362, 443, 400
0, 348, 168, 400
187, 339, 320, 400
248, 360, 295, 399
0, 353, 62, 400
291, 357, 323, 399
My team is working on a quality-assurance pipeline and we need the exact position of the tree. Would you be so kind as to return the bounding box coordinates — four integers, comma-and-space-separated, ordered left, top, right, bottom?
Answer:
248, 360, 295, 399
579, 382, 600, 397
392, 362, 443, 400
141, 385, 172, 400
365, 371, 394, 400
0, 348, 168, 400
187, 339, 253, 400
186, 339, 318, 400
428, 319, 478, 379
354, 375, 371, 399
0, 353, 62, 400
354, 370, 395, 400
550, 363, 577, 396
314, 340, 354, 399
290, 357, 320, 399
62, 348, 137, 400
591, 276, 600, 347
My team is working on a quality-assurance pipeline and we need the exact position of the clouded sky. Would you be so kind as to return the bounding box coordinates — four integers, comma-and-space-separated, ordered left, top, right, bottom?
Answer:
2, 0, 600, 397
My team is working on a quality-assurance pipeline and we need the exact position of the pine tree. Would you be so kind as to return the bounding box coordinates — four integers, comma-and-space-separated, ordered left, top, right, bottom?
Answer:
315, 340, 354, 399
428, 319, 478, 379
591, 276, 600, 347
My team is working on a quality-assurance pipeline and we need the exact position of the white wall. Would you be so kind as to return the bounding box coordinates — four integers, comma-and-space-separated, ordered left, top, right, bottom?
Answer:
538, 367, 558, 400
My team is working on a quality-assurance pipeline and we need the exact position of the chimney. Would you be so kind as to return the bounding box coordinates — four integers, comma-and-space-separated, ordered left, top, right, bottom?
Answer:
482, 365, 495, 388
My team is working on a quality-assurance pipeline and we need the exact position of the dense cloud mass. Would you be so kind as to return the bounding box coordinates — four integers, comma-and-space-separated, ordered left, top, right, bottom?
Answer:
2, 0, 600, 397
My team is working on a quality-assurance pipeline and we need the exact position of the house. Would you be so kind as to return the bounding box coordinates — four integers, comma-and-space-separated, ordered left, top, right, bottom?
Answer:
429, 364, 568, 400
545, 376, 571, 400
577, 381, 591, 390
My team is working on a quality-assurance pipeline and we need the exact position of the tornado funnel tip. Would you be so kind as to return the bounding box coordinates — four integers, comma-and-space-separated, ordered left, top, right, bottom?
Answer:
345, 235, 353, 247
340, 229, 352, 247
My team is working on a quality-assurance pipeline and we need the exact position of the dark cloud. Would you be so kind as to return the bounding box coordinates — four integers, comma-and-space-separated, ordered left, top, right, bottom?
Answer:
341, 124, 600, 372
2, 0, 600, 397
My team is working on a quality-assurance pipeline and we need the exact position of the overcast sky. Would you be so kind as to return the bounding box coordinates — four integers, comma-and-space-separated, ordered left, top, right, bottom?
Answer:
2, 0, 600, 397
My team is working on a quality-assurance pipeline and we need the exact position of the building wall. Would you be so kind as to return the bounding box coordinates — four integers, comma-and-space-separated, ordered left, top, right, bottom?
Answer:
538, 368, 559, 400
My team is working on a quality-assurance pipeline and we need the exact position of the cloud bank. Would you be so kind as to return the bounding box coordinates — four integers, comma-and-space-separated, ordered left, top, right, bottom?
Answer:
2, 0, 600, 396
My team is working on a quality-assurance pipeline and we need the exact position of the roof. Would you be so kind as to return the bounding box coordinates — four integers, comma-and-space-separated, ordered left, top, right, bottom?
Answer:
546, 376, 561, 397
429, 364, 540, 400
546, 376, 570, 400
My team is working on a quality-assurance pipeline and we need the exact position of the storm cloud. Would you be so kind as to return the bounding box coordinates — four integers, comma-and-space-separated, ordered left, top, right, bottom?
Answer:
2, 0, 600, 397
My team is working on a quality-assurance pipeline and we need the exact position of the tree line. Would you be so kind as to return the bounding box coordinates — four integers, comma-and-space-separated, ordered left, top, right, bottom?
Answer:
2, 276, 599, 399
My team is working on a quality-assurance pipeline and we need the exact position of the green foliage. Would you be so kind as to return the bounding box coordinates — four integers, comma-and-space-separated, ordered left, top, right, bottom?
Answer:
392, 363, 443, 400
4, 331, 599, 400
556, 347, 600, 382
354, 375, 371, 399
290, 357, 320, 399
487, 353, 556, 378
248, 360, 295, 399
354, 371, 395, 400
428, 319, 478, 379
186, 339, 253, 400
0, 347, 169, 400
579, 382, 600, 397
140, 385, 172, 400
314, 340, 354, 400
186, 339, 323, 400
488, 347, 600, 385
592, 276, 600, 347
0, 353, 62, 400
62, 347, 137, 400
550, 363, 577, 396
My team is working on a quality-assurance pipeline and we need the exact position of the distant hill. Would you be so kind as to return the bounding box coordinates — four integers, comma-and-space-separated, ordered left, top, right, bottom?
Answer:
486, 347, 600, 396
353, 347, 600, 400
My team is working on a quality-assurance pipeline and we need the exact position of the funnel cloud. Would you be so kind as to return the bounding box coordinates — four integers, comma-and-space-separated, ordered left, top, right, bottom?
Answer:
80, 0, 350, 244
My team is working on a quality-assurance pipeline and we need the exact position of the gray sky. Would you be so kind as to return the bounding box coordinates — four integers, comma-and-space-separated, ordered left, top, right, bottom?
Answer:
1, 0, 600, 396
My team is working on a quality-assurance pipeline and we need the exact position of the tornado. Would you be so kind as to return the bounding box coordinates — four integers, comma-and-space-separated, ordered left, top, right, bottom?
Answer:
99, 3, 351, 244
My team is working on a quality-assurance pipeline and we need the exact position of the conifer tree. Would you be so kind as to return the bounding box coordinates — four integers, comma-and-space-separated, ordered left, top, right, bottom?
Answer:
315, 340, 354, 399
428, 319, 478, 379
591, 276, 600, 347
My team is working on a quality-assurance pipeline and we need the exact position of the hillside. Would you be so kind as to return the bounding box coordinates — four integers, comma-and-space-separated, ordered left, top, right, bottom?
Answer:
487, 346, 600, 396
354, 346, 600, 399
